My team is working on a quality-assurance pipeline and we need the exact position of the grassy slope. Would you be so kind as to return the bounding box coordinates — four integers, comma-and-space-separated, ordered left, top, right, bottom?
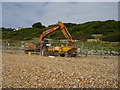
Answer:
2, 20, 119, 41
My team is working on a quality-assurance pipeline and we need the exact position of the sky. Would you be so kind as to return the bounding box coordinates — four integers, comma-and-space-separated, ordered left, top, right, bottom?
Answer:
1, 2, 118, 28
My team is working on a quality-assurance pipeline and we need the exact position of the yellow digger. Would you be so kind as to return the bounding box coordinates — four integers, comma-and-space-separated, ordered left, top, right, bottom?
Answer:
24, 21, 77, 57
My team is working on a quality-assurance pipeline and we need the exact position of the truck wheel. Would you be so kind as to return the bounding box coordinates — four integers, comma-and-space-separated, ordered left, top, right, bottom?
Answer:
59, 54, 65, 57
67, 50, 76, 57
71, 54, 76, 57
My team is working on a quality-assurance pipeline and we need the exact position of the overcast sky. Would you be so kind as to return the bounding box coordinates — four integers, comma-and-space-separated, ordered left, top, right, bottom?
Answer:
2, 2, 118, 28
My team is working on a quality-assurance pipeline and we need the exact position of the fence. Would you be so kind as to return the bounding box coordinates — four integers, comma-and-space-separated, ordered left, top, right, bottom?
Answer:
2, 46, 24, 53
2, 41, 25, 54
1, 40, 120, 58
76, 43, 119, 58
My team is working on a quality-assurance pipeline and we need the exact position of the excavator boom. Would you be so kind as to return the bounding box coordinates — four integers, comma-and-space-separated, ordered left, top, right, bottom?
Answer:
37, 25, 59, 45
58, 21, 74, 45
37, 21, 74, 46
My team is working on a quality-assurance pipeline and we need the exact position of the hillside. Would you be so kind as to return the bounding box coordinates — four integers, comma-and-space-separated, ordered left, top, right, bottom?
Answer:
1, 20, 119, 42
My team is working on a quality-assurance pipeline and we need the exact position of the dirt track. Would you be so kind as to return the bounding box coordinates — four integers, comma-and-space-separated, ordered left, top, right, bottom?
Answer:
2, 52, 118, 88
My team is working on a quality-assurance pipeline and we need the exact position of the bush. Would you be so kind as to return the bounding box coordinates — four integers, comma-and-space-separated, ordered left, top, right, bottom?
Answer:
101, 31, 120, 42
32, 22, 45, 28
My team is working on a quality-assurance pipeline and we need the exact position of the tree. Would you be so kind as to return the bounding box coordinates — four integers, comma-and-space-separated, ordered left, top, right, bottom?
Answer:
32, 22, 45, 28
63, 23, 77, 27
1, 27, 14, 32
101, 31, 120, 42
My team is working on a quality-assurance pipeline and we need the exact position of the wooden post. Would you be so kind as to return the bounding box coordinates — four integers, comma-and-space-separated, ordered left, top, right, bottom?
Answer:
80, 43, 84, 57
85, 47, 88, 57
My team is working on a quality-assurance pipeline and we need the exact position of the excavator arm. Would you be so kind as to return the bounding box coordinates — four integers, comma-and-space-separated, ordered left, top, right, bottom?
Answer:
37, 21, 74, 46
58, 21, 74, 46
37, 24, 59, 46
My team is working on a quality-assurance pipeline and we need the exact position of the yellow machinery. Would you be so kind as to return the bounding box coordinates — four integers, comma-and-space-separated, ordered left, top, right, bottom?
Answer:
24, 21, 77, 57
48, 45, 76, 57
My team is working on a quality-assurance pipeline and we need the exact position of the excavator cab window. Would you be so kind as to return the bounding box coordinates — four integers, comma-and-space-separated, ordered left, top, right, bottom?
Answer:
42, 38, 49, 50
43, 38, 49, 47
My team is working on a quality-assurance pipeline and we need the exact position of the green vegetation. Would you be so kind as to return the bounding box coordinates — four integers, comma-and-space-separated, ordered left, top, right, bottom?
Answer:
101, 31, 120, 42
75, 41, 119, 52
2, 27, 14, 32
1, 20, 119, 42
2, 27, 46, 40
32, 22, 45, 28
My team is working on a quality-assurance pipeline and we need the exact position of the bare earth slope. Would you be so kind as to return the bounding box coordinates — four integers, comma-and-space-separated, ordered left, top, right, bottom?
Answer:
2, 52, 118, 88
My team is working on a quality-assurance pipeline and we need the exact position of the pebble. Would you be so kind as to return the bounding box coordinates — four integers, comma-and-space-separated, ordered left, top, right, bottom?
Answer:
2, 52, 118, 88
